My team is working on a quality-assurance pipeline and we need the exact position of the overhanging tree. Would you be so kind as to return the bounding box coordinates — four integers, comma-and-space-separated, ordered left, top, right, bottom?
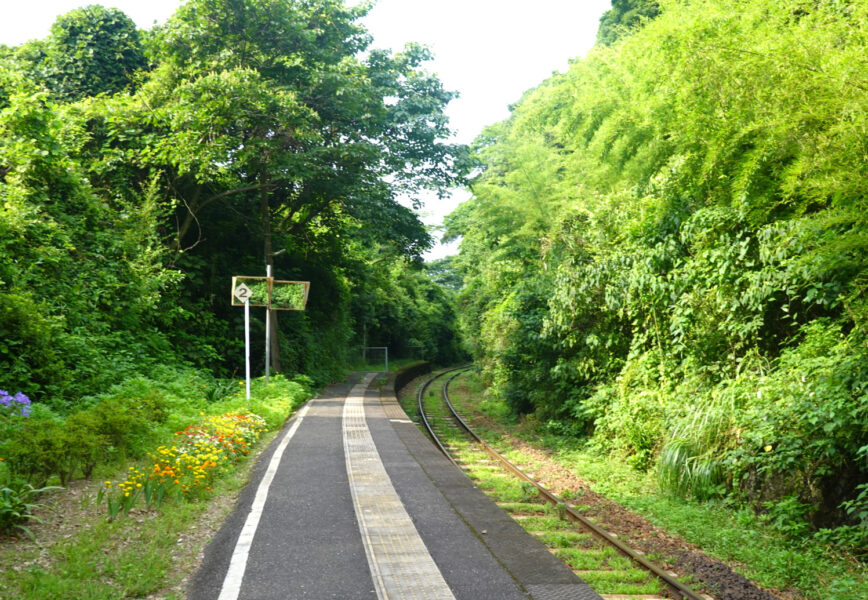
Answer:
135, 0, 465, 370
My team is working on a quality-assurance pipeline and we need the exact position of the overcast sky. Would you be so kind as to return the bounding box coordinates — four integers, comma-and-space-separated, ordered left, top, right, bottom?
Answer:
1, 0, 612, 258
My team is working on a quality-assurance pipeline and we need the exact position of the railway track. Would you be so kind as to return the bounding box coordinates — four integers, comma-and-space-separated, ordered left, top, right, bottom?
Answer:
415, 368, 708, 600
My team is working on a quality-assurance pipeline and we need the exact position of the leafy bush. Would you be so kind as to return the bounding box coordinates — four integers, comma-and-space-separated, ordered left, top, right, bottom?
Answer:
214, 374, 313, 430
1, 406, 70, 486
726, 322, 868, 527
63, 410, 109, 479
86, 393, 167, 461
0, 481, 61, 539
0, 292, 71, 403
586, 352, 669, 471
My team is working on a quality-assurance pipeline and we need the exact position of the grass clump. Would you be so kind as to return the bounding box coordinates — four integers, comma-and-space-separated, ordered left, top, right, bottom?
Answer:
497, 502, 551, 515
535, 531, 594, 548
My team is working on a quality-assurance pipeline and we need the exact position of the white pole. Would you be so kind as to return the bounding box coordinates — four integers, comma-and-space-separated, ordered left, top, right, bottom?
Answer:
245, 298, 251, 401
265, 264, 272, 383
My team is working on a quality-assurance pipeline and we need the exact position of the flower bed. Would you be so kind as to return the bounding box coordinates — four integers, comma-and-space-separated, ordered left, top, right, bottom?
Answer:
100, 412, 267, 519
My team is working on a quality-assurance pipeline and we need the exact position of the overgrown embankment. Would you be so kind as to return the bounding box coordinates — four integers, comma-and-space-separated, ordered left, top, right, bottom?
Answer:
445, 0, 868, 550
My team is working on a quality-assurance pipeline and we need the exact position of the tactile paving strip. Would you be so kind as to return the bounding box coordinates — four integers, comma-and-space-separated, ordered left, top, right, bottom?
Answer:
343, 374, 456, 600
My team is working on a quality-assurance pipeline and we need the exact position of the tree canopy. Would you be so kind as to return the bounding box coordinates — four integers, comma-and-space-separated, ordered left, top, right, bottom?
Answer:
596, 0, 660, 45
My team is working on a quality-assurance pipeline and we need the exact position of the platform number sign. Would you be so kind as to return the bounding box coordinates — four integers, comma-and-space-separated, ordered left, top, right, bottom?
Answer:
231, 275, 311, 402
234, 283, 253, 304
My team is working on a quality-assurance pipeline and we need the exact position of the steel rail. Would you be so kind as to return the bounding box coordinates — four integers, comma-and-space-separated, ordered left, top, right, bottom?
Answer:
420, 369, 705, 600
416, 366, 471, 467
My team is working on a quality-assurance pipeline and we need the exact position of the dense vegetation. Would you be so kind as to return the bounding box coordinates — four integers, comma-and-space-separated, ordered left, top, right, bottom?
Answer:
445, 0, 867, 548
0, 0, 465, 531
2, 0, 865, 574
0, 0, 465, 409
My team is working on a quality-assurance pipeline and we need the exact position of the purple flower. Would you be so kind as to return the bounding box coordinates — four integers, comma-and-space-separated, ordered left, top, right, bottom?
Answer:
0, 390, 31, 417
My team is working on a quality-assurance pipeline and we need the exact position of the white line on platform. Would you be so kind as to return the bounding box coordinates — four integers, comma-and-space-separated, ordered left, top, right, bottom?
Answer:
217, 402, 311, 600
344, 373, 456, 600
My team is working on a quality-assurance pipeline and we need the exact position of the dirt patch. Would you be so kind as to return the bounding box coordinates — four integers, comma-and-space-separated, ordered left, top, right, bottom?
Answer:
0, 478, 102, 571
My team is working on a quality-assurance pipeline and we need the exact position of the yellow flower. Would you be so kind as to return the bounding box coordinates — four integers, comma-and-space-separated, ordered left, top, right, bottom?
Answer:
764, 444, 773, 452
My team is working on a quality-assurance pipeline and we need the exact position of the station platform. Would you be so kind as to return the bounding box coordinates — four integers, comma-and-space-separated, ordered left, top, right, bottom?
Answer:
188, 372, 601, 600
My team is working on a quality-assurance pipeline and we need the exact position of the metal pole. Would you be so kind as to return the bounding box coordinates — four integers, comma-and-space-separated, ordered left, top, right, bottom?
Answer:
244, 298, 251, 401
265, 264, 272, 383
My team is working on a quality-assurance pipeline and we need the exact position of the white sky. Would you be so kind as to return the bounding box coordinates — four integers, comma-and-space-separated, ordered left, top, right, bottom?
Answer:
1, 0, 611, 258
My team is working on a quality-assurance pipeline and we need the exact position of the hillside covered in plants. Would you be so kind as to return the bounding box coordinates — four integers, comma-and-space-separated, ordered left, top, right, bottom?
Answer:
445, 0, 868, 547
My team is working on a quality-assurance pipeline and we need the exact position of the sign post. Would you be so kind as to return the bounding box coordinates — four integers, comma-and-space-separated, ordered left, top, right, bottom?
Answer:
244, 298, 250, 400
265, 265, 272, 383
231, 276, 310, 394
233, 283, 254, 401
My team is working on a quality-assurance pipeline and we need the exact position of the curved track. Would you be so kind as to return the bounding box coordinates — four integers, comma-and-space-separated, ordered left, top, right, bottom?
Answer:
416, 368, 706, 600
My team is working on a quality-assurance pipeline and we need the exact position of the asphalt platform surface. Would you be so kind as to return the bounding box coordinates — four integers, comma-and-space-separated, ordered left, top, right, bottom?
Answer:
188, 372, 601, 600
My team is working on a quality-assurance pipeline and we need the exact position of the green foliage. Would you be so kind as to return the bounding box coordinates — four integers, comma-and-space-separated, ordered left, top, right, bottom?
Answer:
0, 364, 313, 516
0, 291, 70, 399
0, 86, 181, 404
0, 481, 61, 539
447, 0, 868, 541
203, 378, 240, 405
1, 0, 463, 412
597, 0, 661, 45
85, 391, 169, 460
351, 253, 466, 367
587, 358, 667, 471
40, 5, 147, 101
223, 374, 313, 430
0, 389, 169, 487
63, 411, 108, 480
2, 406, 71, 486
